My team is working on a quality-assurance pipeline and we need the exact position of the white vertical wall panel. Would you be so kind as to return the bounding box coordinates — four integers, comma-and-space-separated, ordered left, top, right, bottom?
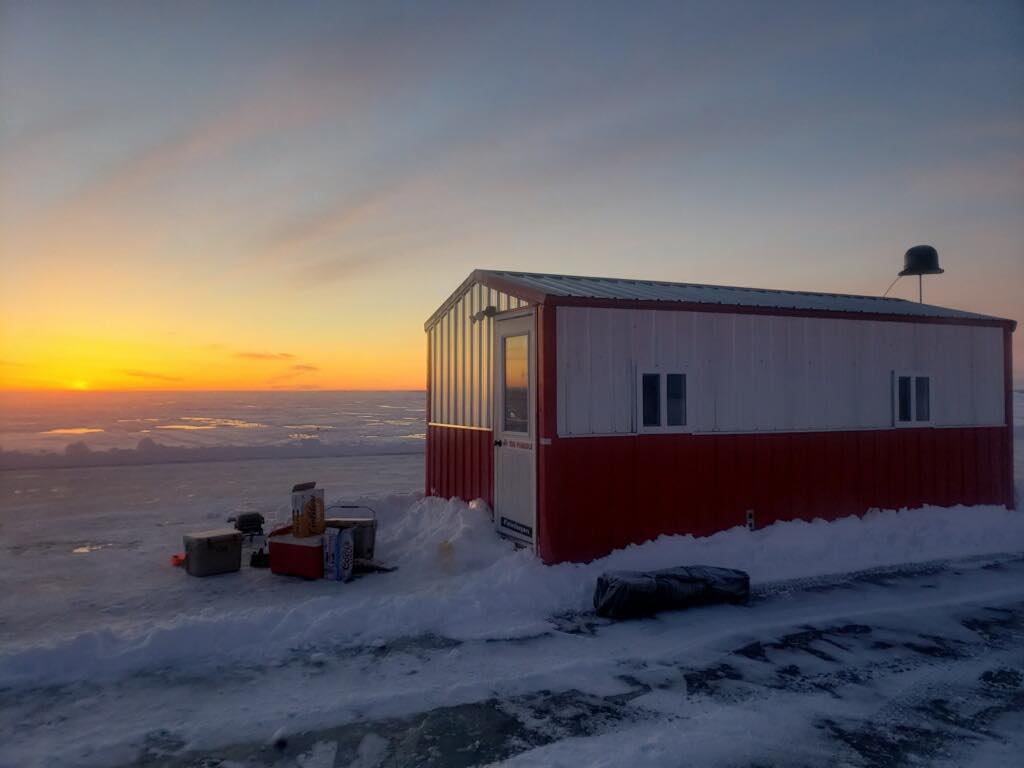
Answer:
428, 282, 528, 428
564, 307, 591, 434
973, 326, 1004, 425
589, 309, 613, 435
610, 311, 634, 433
556, 306, 1006, 436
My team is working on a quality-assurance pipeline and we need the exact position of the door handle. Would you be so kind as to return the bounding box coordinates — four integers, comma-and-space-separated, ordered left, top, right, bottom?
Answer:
493, 439, 503, 447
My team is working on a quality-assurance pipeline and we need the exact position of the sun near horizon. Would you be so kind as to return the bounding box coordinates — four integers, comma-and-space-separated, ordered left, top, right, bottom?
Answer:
2, 1, 1022, 393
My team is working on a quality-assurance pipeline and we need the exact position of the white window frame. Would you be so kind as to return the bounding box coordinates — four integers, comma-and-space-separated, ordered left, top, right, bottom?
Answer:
636, 367, 691, 434
892, 371, 933, 427
495, 315, 534, 438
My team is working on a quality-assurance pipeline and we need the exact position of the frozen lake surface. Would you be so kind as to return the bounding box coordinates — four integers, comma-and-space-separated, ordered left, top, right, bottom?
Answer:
1, 390, 1022, 767
0, 390, 425, 468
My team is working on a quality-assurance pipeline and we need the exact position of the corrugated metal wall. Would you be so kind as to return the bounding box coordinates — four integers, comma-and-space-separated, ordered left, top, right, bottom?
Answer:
426, 281, 529, 503
538, 425, 1013, 564
428, 283, 529, 428
426, 423, 493, 505
556, 307, 1005, 436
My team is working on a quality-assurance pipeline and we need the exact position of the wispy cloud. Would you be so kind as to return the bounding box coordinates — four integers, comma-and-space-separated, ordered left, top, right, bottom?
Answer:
119, 369, 183, 382
234, 351, 295, 361
268, 362, 320, 383
59, 85, 328, 215
269, 382, 322, 390
260, 194, 384, 255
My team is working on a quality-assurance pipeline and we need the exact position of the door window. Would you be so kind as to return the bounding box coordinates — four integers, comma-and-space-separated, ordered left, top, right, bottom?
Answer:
503, 334, 529, 433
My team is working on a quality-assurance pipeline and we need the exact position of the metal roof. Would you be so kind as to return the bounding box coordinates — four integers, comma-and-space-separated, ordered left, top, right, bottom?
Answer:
475, 270, 1009, 323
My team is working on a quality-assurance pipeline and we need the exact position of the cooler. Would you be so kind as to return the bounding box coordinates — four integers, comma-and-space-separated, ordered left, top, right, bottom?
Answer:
269, 525, 323, 579
183, 529, 243, 577
325, 510, 377, 561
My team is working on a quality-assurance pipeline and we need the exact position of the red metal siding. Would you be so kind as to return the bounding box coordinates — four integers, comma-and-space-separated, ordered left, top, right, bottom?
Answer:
537, 426, 1013, 564
426, 424, 493, 506
1004, 327, 1016, 509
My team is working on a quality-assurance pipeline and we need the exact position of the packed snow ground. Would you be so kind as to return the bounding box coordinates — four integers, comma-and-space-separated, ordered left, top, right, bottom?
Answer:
0, 391, 1022, 767
2, 479, 1024, 765
2, 466, 1023, 688
5, 552, 1024, 768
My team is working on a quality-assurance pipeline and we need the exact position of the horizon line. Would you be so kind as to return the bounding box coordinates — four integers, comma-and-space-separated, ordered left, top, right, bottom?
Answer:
0, 387, 427, 394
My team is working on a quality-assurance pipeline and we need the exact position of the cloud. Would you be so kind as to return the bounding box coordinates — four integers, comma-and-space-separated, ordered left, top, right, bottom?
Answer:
269, 383, 322, 391
58, 83, 329, 215
267, 362, 319, 383
261, 194, 384, 255
119, 369, 183, 382
234, 352, 295, 361
293, 249, 393, 285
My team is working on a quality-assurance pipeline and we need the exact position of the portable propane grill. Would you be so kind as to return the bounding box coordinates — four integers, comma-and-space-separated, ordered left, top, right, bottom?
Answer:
225, 512, 269, 567
232, 512, 265, 535
225, 512, 266, 547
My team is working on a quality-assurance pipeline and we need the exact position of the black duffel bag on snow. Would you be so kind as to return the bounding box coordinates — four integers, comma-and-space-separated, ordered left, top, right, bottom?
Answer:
593, 565, 750, 620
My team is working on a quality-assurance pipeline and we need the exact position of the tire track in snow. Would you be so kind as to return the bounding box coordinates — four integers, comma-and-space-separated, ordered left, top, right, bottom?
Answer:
50, 554, 1021, 768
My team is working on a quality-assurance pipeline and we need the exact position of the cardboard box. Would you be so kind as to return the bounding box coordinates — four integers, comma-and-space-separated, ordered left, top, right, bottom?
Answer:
324, 527, 354, 582
325, 517, 376, 561
291, 486, 325, 538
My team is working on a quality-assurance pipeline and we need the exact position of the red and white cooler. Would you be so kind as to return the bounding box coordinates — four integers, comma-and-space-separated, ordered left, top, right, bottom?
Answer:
268, 525, 323, 580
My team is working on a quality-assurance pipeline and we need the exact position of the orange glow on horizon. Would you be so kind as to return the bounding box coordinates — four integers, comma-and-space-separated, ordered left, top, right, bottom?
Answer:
0, 354, 427, 392
0, 338, 427, 392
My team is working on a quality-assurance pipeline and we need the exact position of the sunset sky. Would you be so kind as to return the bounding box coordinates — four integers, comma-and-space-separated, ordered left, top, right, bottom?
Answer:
1, 0, 1022, 391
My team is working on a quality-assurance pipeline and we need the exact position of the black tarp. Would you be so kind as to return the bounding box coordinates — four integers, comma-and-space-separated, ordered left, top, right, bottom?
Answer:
593, 565, 750, 620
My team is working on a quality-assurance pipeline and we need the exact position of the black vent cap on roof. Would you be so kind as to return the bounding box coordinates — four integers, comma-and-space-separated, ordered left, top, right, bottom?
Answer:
899, 245, 944, 276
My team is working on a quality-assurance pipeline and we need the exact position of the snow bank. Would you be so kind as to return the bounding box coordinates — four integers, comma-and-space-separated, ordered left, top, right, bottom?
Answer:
2, 496, 1022, 687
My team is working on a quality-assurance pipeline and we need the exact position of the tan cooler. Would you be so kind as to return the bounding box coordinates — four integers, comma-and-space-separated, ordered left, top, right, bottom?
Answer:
183, 529, 242, 577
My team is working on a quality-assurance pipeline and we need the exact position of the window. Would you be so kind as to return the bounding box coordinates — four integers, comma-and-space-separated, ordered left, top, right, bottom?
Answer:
503, 334, 529, 433
642, 373, 660, 427
893, 373, 932, 425
637, 370, 688, 432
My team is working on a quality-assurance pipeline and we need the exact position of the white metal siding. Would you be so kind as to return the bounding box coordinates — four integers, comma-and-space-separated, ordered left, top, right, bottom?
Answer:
556, 307, 1005, 437
429, 283, 529, 428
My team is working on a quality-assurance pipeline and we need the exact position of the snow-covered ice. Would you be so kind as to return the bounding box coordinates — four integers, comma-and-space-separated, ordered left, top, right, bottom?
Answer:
0, 390, 425, 468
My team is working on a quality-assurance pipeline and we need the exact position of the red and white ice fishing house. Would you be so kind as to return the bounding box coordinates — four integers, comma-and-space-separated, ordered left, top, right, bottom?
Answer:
424, 270, 1016, 564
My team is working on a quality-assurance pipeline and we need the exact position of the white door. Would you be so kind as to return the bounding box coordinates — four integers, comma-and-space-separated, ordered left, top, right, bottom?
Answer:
493, 311, 536, 547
